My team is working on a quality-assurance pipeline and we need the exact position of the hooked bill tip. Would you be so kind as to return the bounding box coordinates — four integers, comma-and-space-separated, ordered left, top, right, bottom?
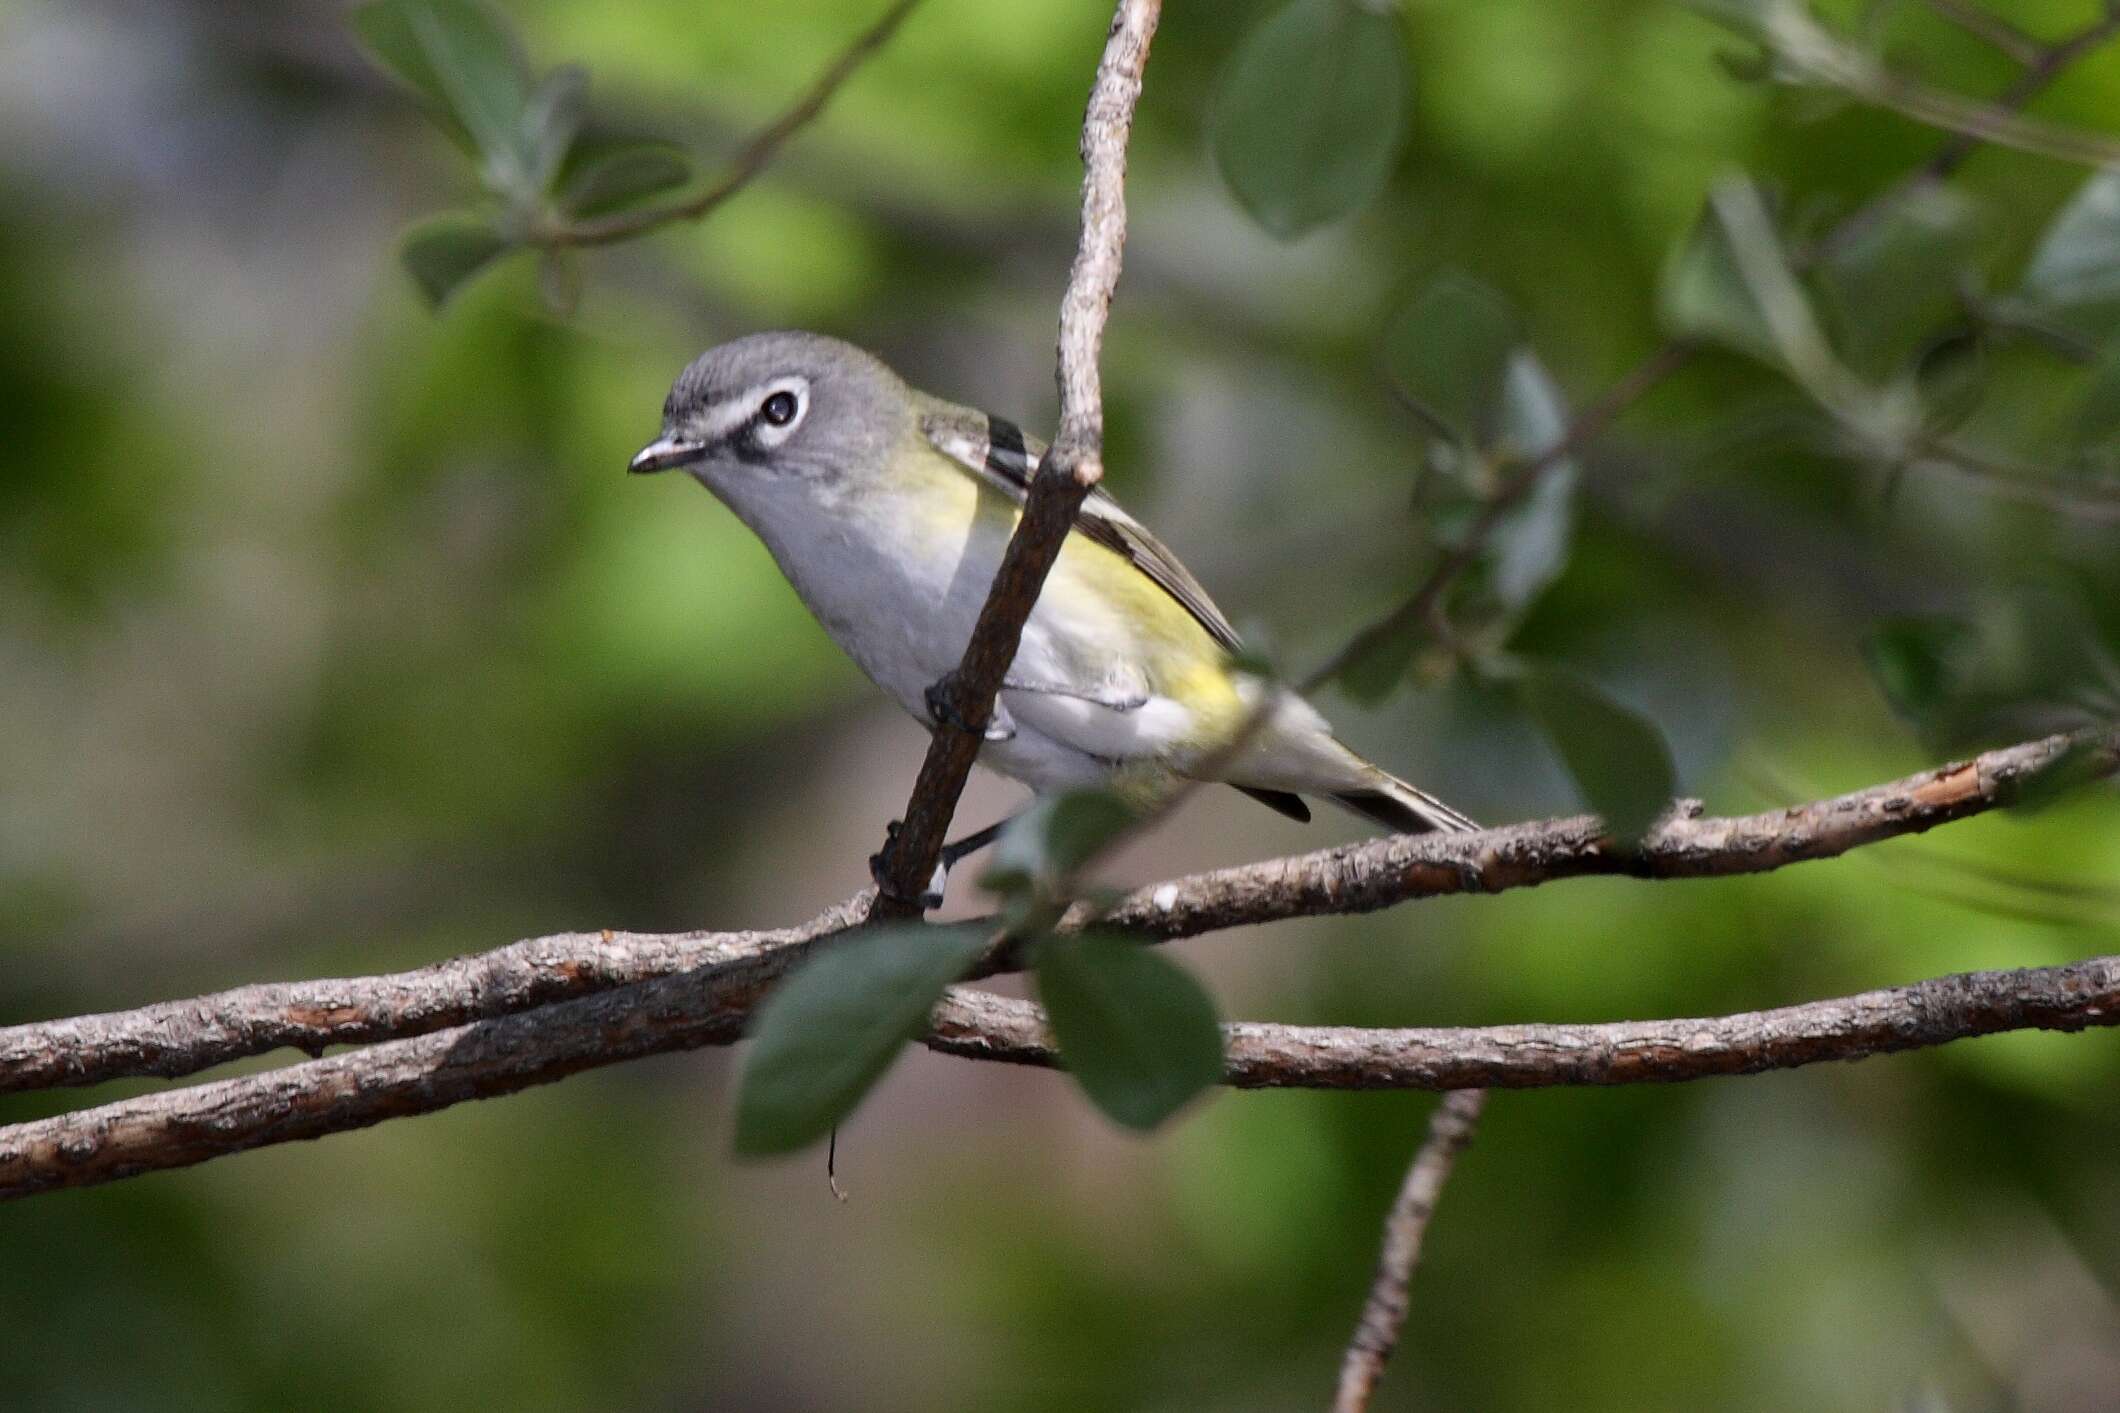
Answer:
628, 436, 706, 475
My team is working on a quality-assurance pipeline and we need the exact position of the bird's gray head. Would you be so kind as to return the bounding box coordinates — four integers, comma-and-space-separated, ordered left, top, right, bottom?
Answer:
628, 331, 908, 488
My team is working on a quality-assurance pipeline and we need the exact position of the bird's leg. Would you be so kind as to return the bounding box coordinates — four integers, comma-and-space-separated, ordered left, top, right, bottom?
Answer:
868, 815, 1018, 910
941, 815, 1014, 869
868, 818, 951, 910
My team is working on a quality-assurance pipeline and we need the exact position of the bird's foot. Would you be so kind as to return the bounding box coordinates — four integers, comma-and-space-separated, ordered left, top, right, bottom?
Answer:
924, 675, 1014, 741
868, 819, 949, 910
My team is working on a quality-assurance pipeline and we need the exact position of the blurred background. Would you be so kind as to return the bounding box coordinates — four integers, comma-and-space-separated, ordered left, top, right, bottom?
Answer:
4, 0, 2119, 1408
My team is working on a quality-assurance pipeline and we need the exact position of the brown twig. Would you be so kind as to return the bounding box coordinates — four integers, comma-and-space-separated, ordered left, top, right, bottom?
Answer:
1092, 729, 2114, 943
539, 0, 923, 247
1330, 1090, 1487, 1413
1303, 339, 1696, 694
1920, 0, 2045, 68
868, 0, 1161, 916
1764, 4, 2120, 170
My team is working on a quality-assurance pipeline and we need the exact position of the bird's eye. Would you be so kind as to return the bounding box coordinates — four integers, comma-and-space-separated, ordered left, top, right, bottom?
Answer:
761, 390, 798, 426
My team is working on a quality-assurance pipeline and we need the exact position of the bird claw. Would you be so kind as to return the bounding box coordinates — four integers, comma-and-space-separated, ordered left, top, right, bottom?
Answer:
869, 821, 949, 909
924, 676, 1013, 741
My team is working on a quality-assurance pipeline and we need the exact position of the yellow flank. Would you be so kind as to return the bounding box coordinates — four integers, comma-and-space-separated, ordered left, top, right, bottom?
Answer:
887, 436, 1245, 733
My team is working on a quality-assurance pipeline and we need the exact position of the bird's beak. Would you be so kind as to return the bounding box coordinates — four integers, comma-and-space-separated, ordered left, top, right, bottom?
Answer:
628, 434, 709, 475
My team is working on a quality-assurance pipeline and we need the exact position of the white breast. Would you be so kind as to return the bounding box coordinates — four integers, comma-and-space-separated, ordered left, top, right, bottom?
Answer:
691, 458, 1211, 795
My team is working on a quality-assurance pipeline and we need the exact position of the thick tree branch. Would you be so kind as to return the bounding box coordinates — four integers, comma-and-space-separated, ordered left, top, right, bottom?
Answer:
0, 898, 868, 1095
1331, 1090, 1487, 1413
6, 945, 2112, 1204
921, 955, 2120, 1088
2, 731, 2113, 1199
869, 0, 1161, 915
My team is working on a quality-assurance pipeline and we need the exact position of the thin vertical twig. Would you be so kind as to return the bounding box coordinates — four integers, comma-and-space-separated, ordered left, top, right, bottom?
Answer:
868, 0, 1163, 917
1330, 1090, 1489, 1413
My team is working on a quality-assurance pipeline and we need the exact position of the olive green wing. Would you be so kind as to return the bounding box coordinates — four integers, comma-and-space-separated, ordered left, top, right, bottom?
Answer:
918, 405, 1244, 655
920, 404, 1313, 826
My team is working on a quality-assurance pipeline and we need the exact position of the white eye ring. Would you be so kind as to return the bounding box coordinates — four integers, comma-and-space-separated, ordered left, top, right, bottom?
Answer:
751, 377, 809, 448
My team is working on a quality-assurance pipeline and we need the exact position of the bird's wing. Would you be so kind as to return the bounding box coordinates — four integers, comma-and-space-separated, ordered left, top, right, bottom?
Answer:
919, 406, 1244, 655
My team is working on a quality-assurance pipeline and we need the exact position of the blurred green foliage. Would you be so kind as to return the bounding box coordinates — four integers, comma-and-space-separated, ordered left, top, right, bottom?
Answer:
3, 0, 2119, 1409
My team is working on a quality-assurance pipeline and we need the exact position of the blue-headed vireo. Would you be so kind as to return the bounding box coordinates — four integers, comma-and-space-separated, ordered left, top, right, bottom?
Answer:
630, 331, 1474, 895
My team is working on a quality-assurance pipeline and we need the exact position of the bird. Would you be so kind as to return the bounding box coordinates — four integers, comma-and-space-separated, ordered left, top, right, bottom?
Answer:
629, 330, 1475, 901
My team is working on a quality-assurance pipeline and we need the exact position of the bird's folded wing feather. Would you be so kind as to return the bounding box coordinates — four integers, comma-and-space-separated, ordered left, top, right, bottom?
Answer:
919, 405, 1244, 655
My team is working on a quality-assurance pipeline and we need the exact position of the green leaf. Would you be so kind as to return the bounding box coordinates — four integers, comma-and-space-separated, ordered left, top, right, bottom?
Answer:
398, 215, 513, 308
558, 139, 694, 216
2076, 340, 2120, 447
2022, 169, 2120, 319
1037, 934, 1224, 1131
519, 64, 587, 193
733, 924, 989, 1155
1816, 185, 1981, 381
353, 0, 534, 187
1519, 667, 1678, 840
1485, 351, 1578, 614
1209, 0, 1410, 240
983, 789, 1137, 895
1659, 179, 1795, 366
1862, 617, 1967, 726
1862, 586, 2120, 751
1382, 272, 1519, 448
1913, 329, 1988, 437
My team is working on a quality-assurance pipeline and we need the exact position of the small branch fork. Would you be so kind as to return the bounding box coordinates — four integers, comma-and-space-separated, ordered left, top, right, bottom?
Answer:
869, 0, 1162, 917
539, 0, 925, 248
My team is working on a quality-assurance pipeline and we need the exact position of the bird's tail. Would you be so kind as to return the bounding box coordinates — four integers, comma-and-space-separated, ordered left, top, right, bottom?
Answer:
1331, 769, 1479, 835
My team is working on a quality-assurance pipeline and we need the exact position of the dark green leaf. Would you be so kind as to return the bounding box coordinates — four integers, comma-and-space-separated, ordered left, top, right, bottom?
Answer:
1816, 185, 1981, 380
1862, 617, 1968, 725
1209, 0, 1409, 240
1913, 329, 1988, 436
1863, 586, 2120, 751
2076, 341, 2120, 447
520, 64, 587, 192
733, 924, 988, 1155
1680, 0, 1773, 34
1382, 273, 1518, 448
1659, 179, 1816, 371
983, 789, 1136, 895
558, 140, 694, 217
1037, 934, 1224, 1131
1485, 351, 1577, 613
353, 0, 533, 185
398, 215, 513, 308
1520, 667, 1678, 839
